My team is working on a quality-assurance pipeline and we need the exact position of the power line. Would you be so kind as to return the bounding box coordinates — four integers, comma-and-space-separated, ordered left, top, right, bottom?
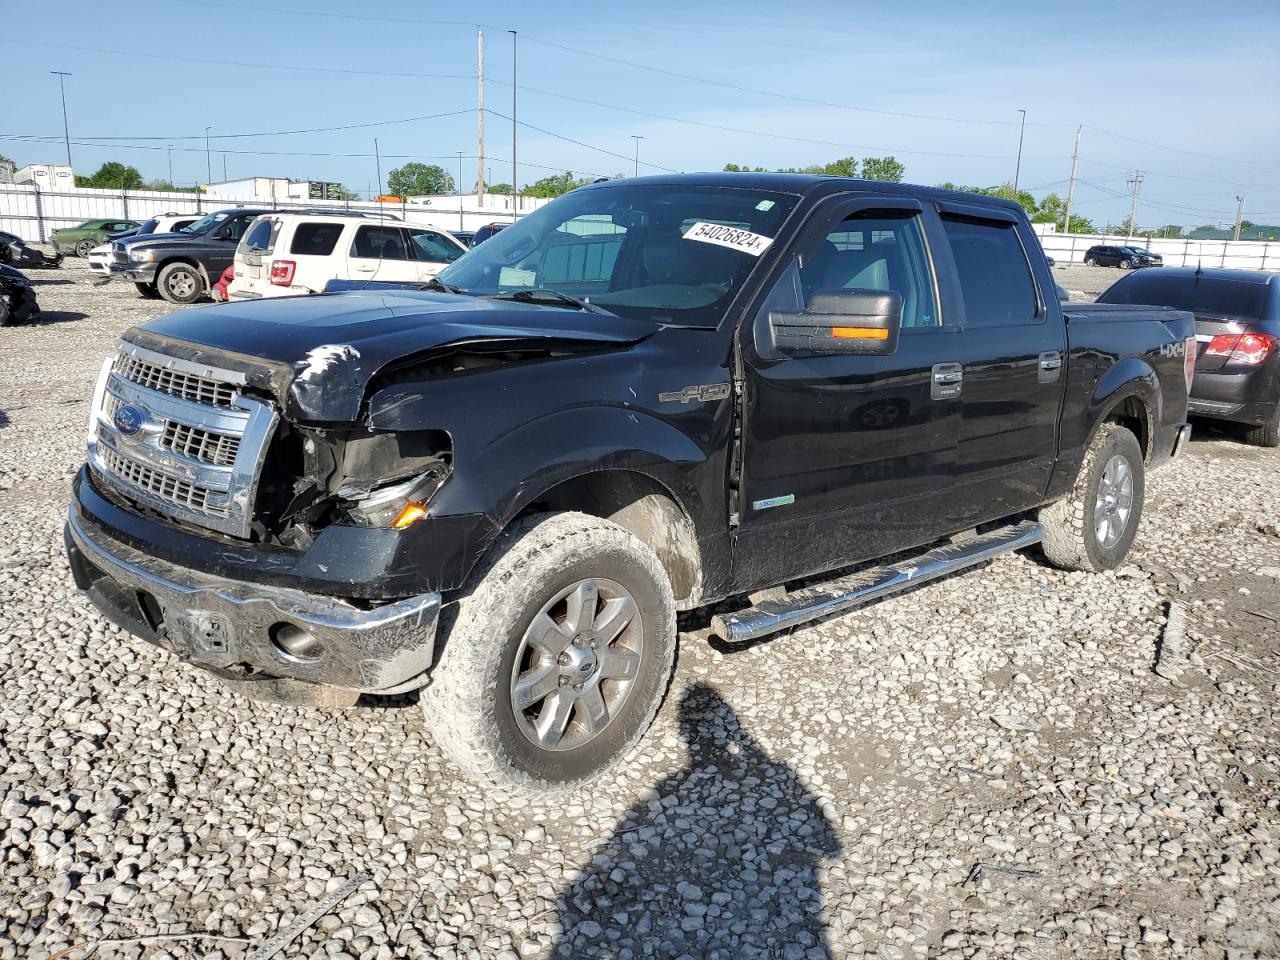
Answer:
484, 109, 681, 173
1084, 125, 1280, 168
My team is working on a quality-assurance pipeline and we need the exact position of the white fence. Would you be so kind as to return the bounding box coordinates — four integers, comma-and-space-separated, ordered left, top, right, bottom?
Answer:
0, 185, 544, 242
1033, 225, 1280, 271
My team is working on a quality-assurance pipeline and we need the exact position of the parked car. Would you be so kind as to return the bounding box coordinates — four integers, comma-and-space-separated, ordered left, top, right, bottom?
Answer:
212, 265, 235, 302
0, 230, 62, 269
1098, 267, 1280, 445
109, 208, 274, 303
449, 230, 477, 247
1083, 244, 1163, 269
227, 212, 467, 300
88, 214, 202, 277
0, 263, 40, 325
51, 219, 142, 258
471, 221, 510, 244
66, 174, 1194, 796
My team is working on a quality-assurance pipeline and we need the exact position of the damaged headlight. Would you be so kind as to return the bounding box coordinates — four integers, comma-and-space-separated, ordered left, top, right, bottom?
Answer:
339, 469, 447, 529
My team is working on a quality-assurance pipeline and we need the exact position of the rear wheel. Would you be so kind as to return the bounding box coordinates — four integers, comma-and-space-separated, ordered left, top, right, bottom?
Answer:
157, 262, 203, 304
74, 238, 97, 258
422, 512, 676, 795
1040, 423, 1144, 572
134, 282, 160, 299
1243, 407, 1280, 447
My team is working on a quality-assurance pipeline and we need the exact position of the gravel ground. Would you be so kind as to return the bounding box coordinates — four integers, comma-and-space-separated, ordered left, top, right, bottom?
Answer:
2, 258, 1279, 960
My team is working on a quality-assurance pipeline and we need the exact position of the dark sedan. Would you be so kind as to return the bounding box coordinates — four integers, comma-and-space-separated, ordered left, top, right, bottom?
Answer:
0, 230, 62, 269
1097, 267, 1280, 445
1084, 244, 1163, 269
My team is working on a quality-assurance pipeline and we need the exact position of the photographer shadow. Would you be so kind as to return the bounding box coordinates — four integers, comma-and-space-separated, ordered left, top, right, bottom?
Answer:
551, 682, 841, 959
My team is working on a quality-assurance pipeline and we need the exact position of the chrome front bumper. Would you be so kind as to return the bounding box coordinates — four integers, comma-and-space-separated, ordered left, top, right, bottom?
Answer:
65, 511, 440, 692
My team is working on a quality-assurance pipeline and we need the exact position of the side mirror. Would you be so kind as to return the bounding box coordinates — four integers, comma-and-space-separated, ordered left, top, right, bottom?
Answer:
770, 288, 903, 357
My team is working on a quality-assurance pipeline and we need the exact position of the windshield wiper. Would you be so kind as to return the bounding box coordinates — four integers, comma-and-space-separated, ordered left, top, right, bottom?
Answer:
489, 288, 616, 316
421, 276, 467, 295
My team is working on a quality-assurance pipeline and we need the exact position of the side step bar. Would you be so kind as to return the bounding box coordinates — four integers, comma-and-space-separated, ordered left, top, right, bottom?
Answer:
711, 520, 1044, 644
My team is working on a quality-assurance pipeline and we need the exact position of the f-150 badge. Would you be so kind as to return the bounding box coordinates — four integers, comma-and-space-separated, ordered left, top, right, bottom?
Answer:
659, 383, 732, 404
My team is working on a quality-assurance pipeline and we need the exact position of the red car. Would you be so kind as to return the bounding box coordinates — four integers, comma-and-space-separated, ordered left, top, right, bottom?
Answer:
211, 265, 234, 302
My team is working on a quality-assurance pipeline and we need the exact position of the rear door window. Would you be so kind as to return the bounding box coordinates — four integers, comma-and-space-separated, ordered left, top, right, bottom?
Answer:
290, 222, 345, 257
941, 215, 1039, 327
351, 225, 410, 260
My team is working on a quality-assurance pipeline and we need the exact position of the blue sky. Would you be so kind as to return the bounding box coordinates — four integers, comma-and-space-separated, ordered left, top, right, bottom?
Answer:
4, 0, 1279, 229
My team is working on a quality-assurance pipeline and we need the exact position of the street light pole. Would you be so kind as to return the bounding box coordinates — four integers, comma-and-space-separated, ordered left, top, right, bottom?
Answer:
51, 71, 73, 168
458, 151, 465, 232
374, 138, 382, 198
631, 135, 643, 178
509, 30, 518, 219
204, 126, 212, 185
167, 144, 174, 186
1012, 109, 1026, 197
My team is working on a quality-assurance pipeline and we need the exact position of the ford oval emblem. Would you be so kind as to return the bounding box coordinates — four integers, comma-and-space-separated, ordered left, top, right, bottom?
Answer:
113, 403, 146, 436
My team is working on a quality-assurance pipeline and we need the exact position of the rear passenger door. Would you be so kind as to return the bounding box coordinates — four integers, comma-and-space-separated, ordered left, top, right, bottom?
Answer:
934, 203, 1067, 525
405, 227, 465, 279
347, 225, 420, 283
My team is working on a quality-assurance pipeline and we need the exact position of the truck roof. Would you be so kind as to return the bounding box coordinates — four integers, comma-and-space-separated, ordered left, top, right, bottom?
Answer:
588, 172, 1028, 216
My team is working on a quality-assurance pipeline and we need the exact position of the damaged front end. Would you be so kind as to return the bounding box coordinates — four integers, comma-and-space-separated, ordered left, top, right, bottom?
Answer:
0, 264, 40, 326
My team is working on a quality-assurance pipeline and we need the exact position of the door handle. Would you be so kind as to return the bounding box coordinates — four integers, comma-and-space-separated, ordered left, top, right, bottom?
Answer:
931, 362, 963, 400
1038, 351, 1063, 383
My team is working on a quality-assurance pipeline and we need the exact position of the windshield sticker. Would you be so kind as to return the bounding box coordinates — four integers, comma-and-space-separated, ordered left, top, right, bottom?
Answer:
755, 199, 776, 211
683, 221, 774, 257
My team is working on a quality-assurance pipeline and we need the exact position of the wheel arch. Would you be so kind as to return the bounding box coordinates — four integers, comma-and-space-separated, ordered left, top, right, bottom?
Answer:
157, 256, 210, 291
1090, 359, 1159, 463
508, 468, 704, 609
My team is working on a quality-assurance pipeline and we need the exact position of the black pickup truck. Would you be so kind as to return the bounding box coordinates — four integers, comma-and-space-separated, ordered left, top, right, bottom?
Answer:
66, 175, 1196, 794
110, 208, 273, 304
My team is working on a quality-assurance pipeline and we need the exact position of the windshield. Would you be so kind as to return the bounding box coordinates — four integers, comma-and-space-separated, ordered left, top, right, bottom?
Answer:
438, 183, 800, 327
182, 212, 230, 235
137, 219, 159, 235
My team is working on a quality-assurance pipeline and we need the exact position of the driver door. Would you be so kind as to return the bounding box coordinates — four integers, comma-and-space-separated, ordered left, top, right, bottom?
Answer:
733, 198, 963, 591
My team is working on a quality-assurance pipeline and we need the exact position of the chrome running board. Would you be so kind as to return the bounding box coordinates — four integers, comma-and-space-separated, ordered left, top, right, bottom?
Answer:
711, 520, 1044, 644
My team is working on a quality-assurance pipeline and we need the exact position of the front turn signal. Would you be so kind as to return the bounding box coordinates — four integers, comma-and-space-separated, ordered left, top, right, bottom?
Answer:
391, 503, 429, 529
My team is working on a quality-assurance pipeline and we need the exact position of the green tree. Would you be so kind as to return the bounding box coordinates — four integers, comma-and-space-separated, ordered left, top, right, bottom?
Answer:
722, 163, 768, 173
485, 182, 514, 195
524, 171, 591, 199
386, 162, 454, 198
143, 179, 200, 194
859, 156, 905, 182
76, 161, 145, 189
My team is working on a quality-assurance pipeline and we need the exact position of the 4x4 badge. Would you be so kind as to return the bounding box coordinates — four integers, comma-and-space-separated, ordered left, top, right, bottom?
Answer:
658, 383, 731, 404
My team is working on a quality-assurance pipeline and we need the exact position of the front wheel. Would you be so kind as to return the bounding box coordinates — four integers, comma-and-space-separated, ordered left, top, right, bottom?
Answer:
1120, 258, 1133, 270
75, 238, 97, 258
422, 512, 676, 795
1040, 423, 1145, 572
1084, 256, 1096, 266
156, 262, 203, 304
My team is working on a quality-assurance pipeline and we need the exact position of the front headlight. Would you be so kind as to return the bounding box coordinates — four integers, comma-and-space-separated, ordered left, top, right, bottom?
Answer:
129, 249, 155, 262
339, 469, 447, 529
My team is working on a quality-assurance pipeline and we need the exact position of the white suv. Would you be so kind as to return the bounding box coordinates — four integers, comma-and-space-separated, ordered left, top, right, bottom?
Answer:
227, 213, 467, 300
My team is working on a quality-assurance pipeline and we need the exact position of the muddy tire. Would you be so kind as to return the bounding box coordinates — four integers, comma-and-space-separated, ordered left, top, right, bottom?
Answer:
1040, 423, 1144, 572
422, 512, 676, 796
156, 262, 203, 304
1243, 406, 1280, 448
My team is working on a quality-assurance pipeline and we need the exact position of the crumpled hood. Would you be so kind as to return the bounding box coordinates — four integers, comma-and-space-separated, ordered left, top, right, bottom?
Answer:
126, 289, 655, 422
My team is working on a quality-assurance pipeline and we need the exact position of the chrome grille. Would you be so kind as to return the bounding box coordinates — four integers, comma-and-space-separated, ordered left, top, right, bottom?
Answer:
100, 446, 225, 516
88, 342, 276, 538
162, 420, 242, 466
114, 353, 238, 407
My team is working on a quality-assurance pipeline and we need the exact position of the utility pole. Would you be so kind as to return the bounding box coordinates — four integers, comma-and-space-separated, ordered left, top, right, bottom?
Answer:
458, 152, 465, 232
374, 138, 382, 199
631, 135, 643, 178
167, 144, 174, 186
1126, 169, 1144, 239
204, 126, 212, 185
51, 71, 73, 169
222, 153, 228, 182
509, 30, 518, 218
1012, 108, 1026, 197
477, 29, 485, 198
1233, 195, 1247, 241
1062, 125, 1081, 236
